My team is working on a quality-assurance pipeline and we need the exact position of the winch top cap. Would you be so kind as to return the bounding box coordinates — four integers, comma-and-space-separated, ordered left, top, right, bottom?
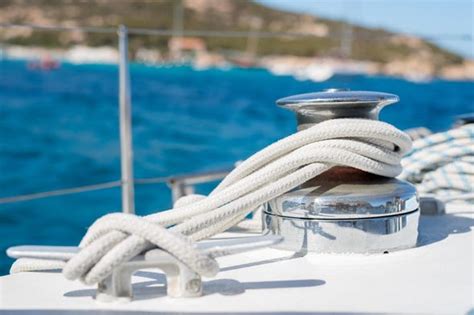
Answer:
277, 89, 399, 108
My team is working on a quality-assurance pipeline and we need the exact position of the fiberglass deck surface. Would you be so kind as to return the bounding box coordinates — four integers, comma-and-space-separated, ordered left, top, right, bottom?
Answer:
0, 204, 473, 315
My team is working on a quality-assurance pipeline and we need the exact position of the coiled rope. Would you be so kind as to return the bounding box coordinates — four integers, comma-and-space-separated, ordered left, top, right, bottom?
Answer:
400, 123, 474, 203
11, 118, 412, 283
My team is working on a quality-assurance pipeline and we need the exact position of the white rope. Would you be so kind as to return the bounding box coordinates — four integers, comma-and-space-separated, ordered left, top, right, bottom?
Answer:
10, 258, 66, 273
404, 126, 432, 141
11, 118, 411, 284
400, 124, 474, 203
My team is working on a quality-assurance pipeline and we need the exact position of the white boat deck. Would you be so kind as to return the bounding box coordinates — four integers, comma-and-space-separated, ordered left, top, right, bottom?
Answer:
1, 204, 473, 314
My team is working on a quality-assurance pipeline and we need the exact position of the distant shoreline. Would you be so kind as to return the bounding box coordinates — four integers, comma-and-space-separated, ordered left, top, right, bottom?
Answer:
2, 0, 471, 83
2, 45, 473, 83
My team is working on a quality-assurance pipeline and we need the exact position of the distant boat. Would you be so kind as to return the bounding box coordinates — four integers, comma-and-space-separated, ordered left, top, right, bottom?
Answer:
404, 72, 432, 83
267, 62, 334, 82
299, 64, 334, 82
27, 56, 60, 71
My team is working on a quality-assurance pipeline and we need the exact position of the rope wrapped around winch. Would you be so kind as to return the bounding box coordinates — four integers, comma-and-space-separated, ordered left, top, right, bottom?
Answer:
12, 118, 413, 283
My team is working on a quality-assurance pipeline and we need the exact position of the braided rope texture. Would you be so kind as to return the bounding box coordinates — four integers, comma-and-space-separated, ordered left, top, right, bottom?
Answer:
400, 124, 474, 202
11, 118, 412, 284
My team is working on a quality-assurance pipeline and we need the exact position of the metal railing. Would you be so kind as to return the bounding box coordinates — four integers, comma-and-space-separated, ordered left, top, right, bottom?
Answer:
0, 168, 232, 205
0, 23, 326, 38
117, 25, 135, 214
1, 23, 471, 41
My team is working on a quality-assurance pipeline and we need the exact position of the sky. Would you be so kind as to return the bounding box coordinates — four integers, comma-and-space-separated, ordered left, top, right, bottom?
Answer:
257, 0, 473, 59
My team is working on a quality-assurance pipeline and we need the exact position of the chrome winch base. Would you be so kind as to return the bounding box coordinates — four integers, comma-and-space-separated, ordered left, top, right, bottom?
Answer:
262, 175, 420, 254
263, 209, 420, 254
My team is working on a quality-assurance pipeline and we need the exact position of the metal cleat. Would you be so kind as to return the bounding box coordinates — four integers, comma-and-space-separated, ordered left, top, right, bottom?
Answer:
7, 235, 282, 302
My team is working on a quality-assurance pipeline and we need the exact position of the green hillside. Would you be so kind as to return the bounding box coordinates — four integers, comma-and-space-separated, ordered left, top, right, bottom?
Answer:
0, 0, 464, 68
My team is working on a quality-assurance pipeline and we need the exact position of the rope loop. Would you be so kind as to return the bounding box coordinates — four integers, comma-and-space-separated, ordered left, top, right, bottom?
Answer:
12, 118, 414, 283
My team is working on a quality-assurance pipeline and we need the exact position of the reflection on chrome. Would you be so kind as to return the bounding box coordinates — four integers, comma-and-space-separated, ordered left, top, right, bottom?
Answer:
264, 210, 419, 254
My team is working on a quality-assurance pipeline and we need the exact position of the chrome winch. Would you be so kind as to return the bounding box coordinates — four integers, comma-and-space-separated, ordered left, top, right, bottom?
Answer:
263, 89, 420, 254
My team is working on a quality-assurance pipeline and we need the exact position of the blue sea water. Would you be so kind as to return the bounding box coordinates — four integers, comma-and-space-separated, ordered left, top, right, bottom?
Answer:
0, 59, 473, 275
